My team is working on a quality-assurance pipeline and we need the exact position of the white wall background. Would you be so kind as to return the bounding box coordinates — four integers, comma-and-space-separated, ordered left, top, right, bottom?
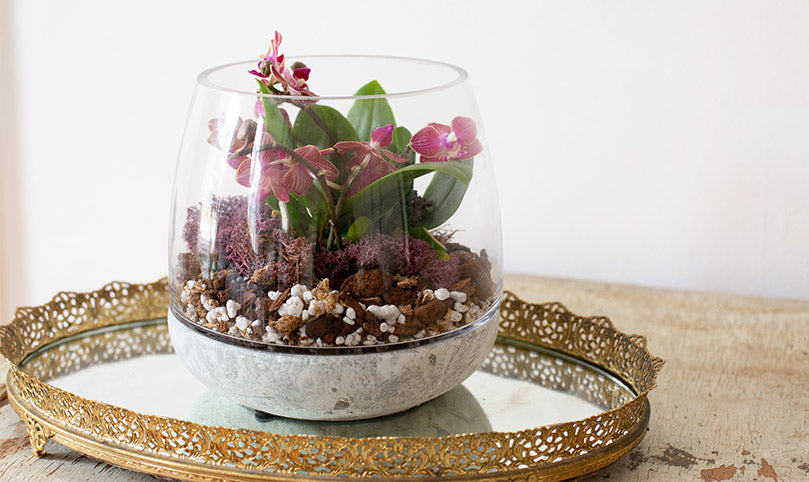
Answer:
2, 0, 808, 319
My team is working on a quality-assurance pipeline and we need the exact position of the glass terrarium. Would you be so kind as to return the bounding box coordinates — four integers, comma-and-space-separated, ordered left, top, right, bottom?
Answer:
168, 33, 502, 420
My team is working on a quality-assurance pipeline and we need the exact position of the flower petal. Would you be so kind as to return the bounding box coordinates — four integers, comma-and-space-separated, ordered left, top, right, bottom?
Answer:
370, 124, 395, 148
283, 163, 313, 197
454, 139, 483, 160
292, 67, 310, 81
228, 154, 248, 170
294, 145, 339, 180
418, 155, 445, 163
348, 158, 395, 197
410, 125, 445, 158
266, 164, 290, 202
235, 158, 253, 187
381, 149, 408, 163
334, 141, 368, 153
451, 116, 477, 144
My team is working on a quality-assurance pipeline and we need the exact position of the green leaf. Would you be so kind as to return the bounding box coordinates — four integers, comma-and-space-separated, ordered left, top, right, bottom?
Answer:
339, 161, 473, 232
347, 80, 396, 142
345, 216, 372, 242
293, 105, 359, 150
409, 226, 450, 260
257, 80, 293, 147
390, 126, 412, 156
416, 159, 474, 229
282, 184, 330, 240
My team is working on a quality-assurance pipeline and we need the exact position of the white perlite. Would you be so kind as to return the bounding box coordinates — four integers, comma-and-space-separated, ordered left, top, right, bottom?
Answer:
235, 316, 250, 331
278, 296, 304, 318
290, 284, 307, 300
186, 279, 491, 348
226, 299, 241, 319
367, 304, 399, 321
450, 291, 467, 303
434, 288, 450, 301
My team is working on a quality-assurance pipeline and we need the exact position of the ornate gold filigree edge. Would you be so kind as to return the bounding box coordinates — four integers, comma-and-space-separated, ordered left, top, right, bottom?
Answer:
1, 280, 664, 480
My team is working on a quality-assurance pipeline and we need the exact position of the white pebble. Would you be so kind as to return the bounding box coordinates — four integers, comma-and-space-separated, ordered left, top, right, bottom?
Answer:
379, 322, 390, 333
206, 306, 229, 323
453, 302, 469, 313
331, 303, 344, 315
227, 325, 238, 336
345, 333, 361, 346
450, 291, 467, 303
235, 316, 250, 331
308, 300, 326, 317
186, 280, 195, 289
388, 335, 399, 343
367, 304, 399, 321
180, 289, 190, 303
447, 310, 463, 323
303, 291, 313, 302
414, 329, 426, 339
335, 336, 345, 345
251, 319, 262, 327
301, 310, 310, 321
268, 290, 282, 300
226, 299, 241, 318
343, 316, 355, 325
396, 314, 406, 324
359, 303, 367, 310
200, 294, 215, 311
345, 307, 356, 319
265, 326, 281, 342
281, 296, 304, 318
434, 288, 450, 301
290, 284, 307, 300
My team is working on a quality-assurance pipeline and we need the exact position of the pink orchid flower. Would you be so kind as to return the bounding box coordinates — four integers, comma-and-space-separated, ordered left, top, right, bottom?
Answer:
410, 116, 482, 162
249, 31, 315, 97
334, 124, 408, 197
231, 134, 338, 202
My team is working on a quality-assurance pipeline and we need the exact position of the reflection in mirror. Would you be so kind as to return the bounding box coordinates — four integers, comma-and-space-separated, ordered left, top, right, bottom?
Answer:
21, 320, 635, 437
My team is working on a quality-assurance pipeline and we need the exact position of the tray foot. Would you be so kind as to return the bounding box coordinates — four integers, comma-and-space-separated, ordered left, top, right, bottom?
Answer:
25, 416, 50, 456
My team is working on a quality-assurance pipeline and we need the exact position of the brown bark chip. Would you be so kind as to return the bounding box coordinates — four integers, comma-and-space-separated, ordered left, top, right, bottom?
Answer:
393, 322, 425, 337
342, 269, 386, 298
176, 253, 201, 284
304, 315, 344, 340
414, 298, 453, 326
267, 288, 291, 313
451, 278, 476, 297
271, 315, 306, 336
311, 278, 331, 300
211, 269, 234, 290
250, 265, 275, 285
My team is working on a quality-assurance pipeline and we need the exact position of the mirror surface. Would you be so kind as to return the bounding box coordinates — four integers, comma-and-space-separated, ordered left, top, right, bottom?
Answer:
20, 319, 634, 438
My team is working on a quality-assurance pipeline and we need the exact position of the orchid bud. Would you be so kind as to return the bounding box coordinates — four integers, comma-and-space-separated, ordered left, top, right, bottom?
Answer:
237, 119, 257, 142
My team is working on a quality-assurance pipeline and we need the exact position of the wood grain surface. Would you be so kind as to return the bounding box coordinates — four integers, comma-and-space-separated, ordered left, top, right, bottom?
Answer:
1, 274, 807, 481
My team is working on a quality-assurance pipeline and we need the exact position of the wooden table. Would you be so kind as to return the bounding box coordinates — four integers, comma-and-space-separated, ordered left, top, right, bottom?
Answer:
1, 274, 807, 481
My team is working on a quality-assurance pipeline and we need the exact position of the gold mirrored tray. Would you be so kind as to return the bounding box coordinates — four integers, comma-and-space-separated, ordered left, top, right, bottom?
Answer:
0, 280, 663, 481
